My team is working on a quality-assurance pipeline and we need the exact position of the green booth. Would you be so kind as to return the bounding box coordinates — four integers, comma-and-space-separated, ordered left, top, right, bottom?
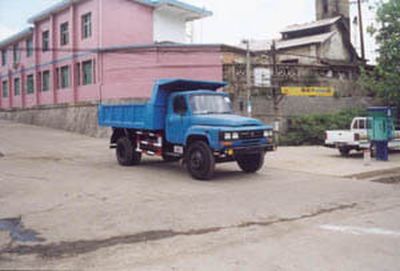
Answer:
367, 106, 398, 161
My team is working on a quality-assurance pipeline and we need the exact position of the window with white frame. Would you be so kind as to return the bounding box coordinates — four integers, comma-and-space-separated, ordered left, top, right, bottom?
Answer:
58, 66, 70, 89
1, 50, 7, 66
42, 31, 49, 52
14, 78, 20, 96
82, 60, 93, 85
26, 75, 34, 94
42, 70, 50, 92
82, 13, 92, 39
2, 80, 8, 98
60, 22, 69, 46
13, 44, 20, 63
26, 38, 33, 57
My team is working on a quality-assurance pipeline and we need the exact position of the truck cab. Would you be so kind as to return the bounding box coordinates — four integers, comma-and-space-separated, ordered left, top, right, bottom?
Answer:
99, 79, 275, 180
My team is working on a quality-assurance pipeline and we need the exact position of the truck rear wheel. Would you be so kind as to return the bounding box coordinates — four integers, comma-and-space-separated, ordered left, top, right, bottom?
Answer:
237, 152, 265, 173
116, 137, 141, 166
339, 147, 350, 157
186, 141, 215, 181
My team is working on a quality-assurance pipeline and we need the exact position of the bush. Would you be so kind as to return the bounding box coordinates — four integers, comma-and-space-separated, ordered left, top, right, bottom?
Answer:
280, 109, 367, 146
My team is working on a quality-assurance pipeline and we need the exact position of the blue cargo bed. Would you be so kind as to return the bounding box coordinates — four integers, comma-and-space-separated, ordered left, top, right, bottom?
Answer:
98, 103, 166, 130
98, 79, 227, 131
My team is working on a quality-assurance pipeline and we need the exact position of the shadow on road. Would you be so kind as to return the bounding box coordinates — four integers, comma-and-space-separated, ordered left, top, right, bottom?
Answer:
137, 159, 266, 183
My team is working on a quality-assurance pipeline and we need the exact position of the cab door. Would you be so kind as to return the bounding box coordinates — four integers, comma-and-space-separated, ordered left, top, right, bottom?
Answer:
166, 95, 189, 144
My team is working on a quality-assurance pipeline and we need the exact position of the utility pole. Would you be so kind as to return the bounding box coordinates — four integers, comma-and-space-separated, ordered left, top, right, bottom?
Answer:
242, 39, 252, 117
357, 0, 366, 61
271, 40, 281, 144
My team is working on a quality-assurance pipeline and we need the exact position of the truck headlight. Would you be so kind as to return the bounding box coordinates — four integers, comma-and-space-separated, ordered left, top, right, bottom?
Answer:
232, 132, 239, 140
224, 133, 232, 140
264, 130, 273, 137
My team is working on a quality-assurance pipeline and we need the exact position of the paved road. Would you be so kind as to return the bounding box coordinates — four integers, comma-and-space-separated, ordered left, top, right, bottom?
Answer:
268, 145, 400, 178
0, 120, 399, 270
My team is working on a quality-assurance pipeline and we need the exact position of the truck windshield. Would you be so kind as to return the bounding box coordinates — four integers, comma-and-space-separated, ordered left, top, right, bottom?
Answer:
190, 95, 232, 115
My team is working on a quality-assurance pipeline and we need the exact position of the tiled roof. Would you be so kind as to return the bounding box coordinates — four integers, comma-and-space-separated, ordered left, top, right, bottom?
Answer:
281, 16, 341, 34
236, 31, 336, 52
276, 31, 336, 49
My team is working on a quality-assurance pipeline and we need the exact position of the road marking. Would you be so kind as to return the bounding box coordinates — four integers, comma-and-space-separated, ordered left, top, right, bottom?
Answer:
319, 224, 400, 237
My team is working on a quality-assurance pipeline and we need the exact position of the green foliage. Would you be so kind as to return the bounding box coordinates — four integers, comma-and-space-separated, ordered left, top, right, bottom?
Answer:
364, 0, 400, 107
280, 109, 367, 146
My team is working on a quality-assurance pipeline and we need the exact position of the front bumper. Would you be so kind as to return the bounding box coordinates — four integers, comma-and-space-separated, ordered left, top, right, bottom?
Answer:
324, 143, 360, 149
215, 142, 275, 163
233, 144, 275, 155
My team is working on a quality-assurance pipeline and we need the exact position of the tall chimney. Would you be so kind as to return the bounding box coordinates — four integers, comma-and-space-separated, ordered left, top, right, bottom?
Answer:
316, 0, 350, 21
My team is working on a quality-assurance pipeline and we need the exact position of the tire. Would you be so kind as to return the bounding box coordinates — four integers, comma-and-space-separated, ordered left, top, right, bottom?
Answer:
186, 141, 215, 181
236, 152, 265, 173
116, 137, 141, 166
339, 147, 350, 157
370, 143, 376, 158
162, 154, 181, 163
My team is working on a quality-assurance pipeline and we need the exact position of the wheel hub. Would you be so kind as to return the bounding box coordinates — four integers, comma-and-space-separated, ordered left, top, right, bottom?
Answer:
191, 151, 203, 170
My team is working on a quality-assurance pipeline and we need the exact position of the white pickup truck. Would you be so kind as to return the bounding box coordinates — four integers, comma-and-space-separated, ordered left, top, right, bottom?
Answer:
325, 117, 400, 156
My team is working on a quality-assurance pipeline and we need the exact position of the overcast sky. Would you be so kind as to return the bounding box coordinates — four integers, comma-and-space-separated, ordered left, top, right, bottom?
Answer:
0, 0, 378, 62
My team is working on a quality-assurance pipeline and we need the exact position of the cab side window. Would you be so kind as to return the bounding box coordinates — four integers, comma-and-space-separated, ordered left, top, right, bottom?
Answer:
359, 119, 366, 129
173, 96, 187, 114
352, 120, 358, 130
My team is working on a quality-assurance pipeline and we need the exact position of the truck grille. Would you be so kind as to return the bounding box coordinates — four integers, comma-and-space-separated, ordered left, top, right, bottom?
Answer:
240, 139, 263, 146
239, 130, 263, 140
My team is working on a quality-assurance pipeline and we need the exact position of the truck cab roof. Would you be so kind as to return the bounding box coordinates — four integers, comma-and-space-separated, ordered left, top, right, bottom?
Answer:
149, 79, 228, 107
170, 90, 228, 98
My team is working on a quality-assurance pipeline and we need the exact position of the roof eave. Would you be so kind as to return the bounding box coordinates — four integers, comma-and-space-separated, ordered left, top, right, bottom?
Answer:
27, 0, 212, 24
281, 16, 341, 34
276, 32, 336, 50
277, 42, 321, 50
0, 28, 34, 49
27, 0, 83, 23
135, 0, 212, 20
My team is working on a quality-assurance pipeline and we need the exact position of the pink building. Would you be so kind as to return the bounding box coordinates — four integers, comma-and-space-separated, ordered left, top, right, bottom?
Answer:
0, 0, 225, 110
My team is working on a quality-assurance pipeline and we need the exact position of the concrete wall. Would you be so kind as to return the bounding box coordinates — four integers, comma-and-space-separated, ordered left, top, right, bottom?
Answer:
0, 103, 110, 138
323, 27, 351, 62
277, 45, 320, 65
233, 95, 377, 132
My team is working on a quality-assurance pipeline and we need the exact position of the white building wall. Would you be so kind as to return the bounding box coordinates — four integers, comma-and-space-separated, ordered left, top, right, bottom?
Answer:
153, 9, 187, 43
323, 31, 351, 62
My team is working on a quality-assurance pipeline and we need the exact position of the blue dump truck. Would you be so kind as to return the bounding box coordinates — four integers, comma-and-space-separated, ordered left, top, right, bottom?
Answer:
98, 79, 275, 180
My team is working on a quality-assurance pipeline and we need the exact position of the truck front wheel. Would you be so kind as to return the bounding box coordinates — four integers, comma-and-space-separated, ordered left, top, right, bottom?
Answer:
116, 137, 142, 166
186, 141, 215, 181
236, 152, 265, 173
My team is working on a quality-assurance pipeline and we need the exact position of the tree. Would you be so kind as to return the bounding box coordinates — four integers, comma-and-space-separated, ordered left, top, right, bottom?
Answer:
367, 0, 400, 108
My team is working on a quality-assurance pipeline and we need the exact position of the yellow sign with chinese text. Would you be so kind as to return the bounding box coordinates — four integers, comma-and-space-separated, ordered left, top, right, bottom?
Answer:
281, 86, 334, 97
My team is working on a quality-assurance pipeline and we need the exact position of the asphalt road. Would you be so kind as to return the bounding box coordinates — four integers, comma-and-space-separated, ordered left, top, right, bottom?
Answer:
0, 120, 399, 270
